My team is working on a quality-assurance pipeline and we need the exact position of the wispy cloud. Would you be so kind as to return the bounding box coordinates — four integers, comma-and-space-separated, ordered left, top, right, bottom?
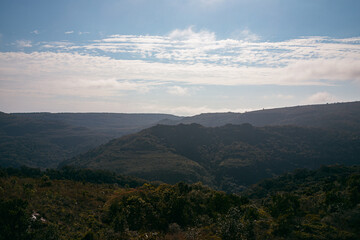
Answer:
1, 28, 359, 113
31, 30, 39, 35
232, 28, 260, 42
306, 92, 338, 104
167, 86, 189, 96
15, 40, 32, 48
168, 26, 215, 42
58, 29, 359, 83
65, 31, 74, 34
41, 41, 73, 49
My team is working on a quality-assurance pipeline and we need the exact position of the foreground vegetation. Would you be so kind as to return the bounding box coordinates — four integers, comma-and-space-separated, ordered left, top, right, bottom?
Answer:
1, 165, 359, 239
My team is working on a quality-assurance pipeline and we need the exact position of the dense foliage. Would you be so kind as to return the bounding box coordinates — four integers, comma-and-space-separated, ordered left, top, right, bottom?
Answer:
245, 165, 360, 239
0, 166, 146, 188
1, 165, 359, 239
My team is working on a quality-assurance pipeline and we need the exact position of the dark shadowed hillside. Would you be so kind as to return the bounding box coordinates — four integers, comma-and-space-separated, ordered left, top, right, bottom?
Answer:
64, 123, 360, 191
0, 112, 181, 168
0, 112, 109, 168
3, 102, 360, 175
162, 102, 360, 133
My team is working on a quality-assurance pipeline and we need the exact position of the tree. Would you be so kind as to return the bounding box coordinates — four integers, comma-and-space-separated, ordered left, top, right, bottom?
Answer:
0, 199, 30, 240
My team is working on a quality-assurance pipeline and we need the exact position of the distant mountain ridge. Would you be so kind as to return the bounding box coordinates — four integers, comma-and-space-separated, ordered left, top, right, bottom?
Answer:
2, 101, 360, 173
161, 101, 360, 132
0, 112, 181, 168
64, 123, 360, 191
0, 112, 109, 168
10, 102, 360, 134
13, 112, 182, 138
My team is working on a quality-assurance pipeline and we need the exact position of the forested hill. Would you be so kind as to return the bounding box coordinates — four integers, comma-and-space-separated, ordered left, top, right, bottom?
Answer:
161, 101, 360, 132
0, 112, 109, 168
0, 112, 181, 169
64, 123, 360, 191
2, 101, 360, 172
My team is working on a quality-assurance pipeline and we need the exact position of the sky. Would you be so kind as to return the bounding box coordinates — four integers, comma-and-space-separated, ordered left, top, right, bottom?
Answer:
0, 0, 359, 116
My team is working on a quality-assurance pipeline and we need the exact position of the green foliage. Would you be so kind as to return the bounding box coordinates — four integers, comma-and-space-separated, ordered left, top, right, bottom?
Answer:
1, 165, 146, 188
247, 165, 360, 239
82, 231, 96, 240
0, 199, 30, 240
219, 207, 246, 240
1, 165, 360, 239
107, 182, 246, 233
269, 193, 301, 219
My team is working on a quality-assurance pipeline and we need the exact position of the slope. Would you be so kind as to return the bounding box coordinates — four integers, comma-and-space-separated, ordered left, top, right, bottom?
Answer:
65, 123, 360, 191
162, 101, 360, 133
13, 112, 182, 138
0, 112, 109, 168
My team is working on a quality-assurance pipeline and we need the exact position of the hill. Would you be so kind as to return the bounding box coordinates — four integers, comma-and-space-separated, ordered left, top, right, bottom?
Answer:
0, 112, 181, 169
163, 101, 360, 133
64, 123, 360, 191
0, 112, 110, 168
3, 101, 360, 172
13, 112, 182, 138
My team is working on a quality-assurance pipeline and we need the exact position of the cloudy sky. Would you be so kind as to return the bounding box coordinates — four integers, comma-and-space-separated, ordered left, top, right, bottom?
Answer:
0, 0, 359, 115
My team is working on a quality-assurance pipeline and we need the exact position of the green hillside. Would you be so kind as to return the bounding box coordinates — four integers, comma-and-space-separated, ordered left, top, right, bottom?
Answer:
64, 123, 360, 191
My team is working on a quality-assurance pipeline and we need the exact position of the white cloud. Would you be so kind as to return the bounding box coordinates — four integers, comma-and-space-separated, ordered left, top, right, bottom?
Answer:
1, 29, 359, 113
16, 40, 32, 48
167, 86, 189, 96
306, 92, 338, 104
232, 28, 260, 42
31, 30, 39, 34
65, 29, 360, 82
168, 26, 216, 42
0, 49, 359, 100
41, 41, 73, 49
279, 58, 360, 83
65, 31, 74, 34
